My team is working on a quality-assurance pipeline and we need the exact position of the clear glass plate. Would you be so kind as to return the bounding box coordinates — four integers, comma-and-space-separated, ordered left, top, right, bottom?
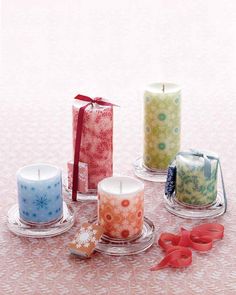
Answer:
163, 191, 226, 219
91, 216, 156, 256
7, 201, 75, 238
63, 174, 97, 202
133, 156, 167, 182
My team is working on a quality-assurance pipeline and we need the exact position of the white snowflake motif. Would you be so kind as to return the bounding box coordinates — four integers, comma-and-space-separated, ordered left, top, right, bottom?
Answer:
73, 226, 98, 249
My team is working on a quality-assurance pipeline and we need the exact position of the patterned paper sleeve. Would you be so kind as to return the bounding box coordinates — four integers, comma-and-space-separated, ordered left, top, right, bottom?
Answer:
176, 154, 218, 206
73, 103, 113, 190
67, 161, 88, 193
143, 83, 181, 170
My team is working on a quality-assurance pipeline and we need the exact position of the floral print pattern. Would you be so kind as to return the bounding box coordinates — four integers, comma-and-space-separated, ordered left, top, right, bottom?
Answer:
176, 154, 218, 206
144, 90, 181, 169
18, 179, 63, 224
98, 191, 144, 239
67, 161, 88, 193
73, 104, 113, 190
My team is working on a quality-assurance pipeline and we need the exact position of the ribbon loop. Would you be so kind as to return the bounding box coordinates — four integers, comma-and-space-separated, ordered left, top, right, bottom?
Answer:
151, 246, 192, 271
74, 94, 93, 103
191, 223, 224, 240
151, 223, 224, 271
158, 223, 224, 252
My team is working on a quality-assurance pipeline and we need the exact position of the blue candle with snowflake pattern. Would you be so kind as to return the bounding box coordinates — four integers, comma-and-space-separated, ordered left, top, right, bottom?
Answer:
17, 164, 63, 224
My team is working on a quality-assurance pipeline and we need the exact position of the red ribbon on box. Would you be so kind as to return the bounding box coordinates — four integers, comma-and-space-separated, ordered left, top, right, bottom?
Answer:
151, 223, 224, 271
72, 94, 117, 201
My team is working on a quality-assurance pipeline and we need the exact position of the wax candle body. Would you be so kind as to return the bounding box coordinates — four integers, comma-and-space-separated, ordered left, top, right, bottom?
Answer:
98, 176, 144, 239
73, 102, 113, 190
176, 154, 218, 206
144, 83, 181, 170
17, 164, 63, 224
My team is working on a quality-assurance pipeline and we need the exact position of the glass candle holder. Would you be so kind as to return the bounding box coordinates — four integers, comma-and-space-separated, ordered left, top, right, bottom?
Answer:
98, 176, 144, 240
164, 150, 227, 219
17, 164, 63, 225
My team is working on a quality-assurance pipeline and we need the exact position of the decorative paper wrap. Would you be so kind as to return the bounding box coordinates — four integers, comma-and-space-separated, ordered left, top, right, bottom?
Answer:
72, 99, 113, 192
143, 83, 181, 170
165, 162, 176, 197
67, 161, 88, 193
176, 152, 219, 206
17, 164, 63, 224
98, 179, 144, 239
68, 223, 104, 258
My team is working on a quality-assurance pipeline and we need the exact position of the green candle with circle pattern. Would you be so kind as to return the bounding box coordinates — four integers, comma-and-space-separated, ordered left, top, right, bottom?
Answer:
176, 153, 218, 206
144, 83, 181, 170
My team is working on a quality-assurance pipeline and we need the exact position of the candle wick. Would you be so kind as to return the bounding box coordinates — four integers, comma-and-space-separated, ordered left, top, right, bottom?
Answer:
38, 169, 40, 180
120, 181, 122, 194
162, 84, 165, 93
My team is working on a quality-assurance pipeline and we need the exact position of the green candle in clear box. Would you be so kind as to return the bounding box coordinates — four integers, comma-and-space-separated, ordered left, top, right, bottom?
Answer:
143, 83, 181, 170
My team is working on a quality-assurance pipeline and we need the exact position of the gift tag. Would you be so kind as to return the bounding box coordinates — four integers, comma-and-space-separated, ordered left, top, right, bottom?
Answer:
68, 223, 104, 258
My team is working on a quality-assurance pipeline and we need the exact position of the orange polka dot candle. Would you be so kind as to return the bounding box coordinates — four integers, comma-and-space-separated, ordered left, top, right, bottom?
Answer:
98, 176, 144, 239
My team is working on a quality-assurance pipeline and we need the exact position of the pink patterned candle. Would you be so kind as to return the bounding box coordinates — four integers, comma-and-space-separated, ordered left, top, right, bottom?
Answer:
73, 101, 113, 190
98, 176, 144, 239
67, 161, 88, 193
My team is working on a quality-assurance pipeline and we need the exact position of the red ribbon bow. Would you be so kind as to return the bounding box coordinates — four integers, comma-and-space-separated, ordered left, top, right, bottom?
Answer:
72, 94, 117, 201
150, 223, 224, 271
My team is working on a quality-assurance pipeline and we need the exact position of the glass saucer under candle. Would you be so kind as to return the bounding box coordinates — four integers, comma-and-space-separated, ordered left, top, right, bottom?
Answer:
133, 83, 181, 183
94, 176, 155, 255
164, 191, 226, 219
164, 152, 227, 219
63, 174, 97, 202
91, 216, 155, 256
133, 156, 167, 182
7, 164, 75, 237
7, 202, 74, 238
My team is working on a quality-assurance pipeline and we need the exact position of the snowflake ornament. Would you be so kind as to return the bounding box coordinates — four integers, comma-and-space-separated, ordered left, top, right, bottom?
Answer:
74, 225, 99, 248
69, 223, 104, 257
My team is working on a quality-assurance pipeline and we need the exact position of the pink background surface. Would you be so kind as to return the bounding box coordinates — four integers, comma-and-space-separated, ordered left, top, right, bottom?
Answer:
1, 0, 236, 294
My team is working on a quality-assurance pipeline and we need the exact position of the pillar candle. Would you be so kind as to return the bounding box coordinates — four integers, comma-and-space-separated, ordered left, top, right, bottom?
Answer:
98, 176, 144, 239
67, 161, 88, 193
176, 154, 218, 206
17, 164, 63, 224
73, 101, 113, 190
144, 83, 181, 170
